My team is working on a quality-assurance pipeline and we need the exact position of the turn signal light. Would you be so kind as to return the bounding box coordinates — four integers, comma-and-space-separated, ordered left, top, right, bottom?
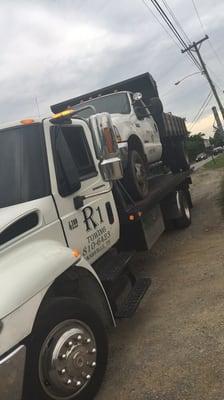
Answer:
20, 119, 34, 125
72, 249, 80, 258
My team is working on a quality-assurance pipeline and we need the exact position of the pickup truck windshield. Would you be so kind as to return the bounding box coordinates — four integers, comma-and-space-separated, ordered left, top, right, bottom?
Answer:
76, 93, 131, 118
0, 124, 50, 208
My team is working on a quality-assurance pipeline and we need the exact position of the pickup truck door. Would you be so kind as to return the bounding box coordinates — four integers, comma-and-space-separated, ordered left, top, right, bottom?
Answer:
44, 119, 119, 264
132, 100, 162, 163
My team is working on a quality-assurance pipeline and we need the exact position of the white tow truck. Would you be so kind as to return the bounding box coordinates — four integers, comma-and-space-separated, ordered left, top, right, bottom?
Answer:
0, 107, 192, 400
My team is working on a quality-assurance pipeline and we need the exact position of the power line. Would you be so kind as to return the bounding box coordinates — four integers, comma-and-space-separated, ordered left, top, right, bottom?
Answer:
161, 0, 191, 44
182, 36, 224, 120
141, 0, 182, 50
207, 66, 224, 91
141, 0, 201, 71
149, 0, 202, 71
189, 91, 212, 130
191, 0, 205, 32
191, 0, 224, 70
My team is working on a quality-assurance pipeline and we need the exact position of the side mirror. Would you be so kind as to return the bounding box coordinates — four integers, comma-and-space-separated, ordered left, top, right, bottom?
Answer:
133, 92, 143, 102
89, 113, 123, 181
100, 157, 123, 181
148, 97, 163, 117
89, 113, 120, 159
134, 107, 149, 120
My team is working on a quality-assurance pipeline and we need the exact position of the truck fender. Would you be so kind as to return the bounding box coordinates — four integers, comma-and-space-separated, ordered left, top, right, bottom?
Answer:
46, 257, 116, 329
0, 239, 78, 355
0, 241, 115, 356
128, 134, 146, 159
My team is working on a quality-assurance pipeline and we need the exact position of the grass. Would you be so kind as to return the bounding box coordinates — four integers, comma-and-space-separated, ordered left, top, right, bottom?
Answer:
203, 154, 224, 170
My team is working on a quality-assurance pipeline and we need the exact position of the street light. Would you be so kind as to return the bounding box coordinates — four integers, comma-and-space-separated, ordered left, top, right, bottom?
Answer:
174, 71, 202, 86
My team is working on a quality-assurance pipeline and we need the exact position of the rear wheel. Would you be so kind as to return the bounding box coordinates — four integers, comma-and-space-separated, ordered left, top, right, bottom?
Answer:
174, 190, 191, 229
124, 149, 149, 200
23, 298, 108, 400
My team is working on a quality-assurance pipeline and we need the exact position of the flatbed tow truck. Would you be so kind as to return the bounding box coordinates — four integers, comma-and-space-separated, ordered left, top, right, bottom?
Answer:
0, 107, 192, 400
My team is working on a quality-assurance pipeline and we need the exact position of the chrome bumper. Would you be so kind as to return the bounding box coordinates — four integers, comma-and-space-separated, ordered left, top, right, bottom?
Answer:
0, 345, 26, 400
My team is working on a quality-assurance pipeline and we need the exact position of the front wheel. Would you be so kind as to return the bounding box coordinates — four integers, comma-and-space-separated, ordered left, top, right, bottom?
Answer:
23, 298, 108, 400
124, 150, 149, 200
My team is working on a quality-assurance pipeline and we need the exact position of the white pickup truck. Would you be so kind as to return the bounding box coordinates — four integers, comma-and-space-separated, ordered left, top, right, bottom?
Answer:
0, 107, 192, 400
52, 72, 189, 200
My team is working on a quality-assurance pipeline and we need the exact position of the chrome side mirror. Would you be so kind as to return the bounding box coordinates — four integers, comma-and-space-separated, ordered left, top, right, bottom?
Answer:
89, 113, 123, 181
133, 92, 143, 102
89, 112, 120, 160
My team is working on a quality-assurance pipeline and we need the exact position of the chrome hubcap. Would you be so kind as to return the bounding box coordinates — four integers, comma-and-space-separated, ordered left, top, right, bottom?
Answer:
39, 320, 97, 399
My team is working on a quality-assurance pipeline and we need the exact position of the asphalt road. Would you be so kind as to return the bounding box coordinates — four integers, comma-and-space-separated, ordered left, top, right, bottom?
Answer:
96, 166, 224, 400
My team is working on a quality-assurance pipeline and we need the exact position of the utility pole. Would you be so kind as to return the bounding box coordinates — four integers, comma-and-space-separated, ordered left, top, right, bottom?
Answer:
181, 35, 224, 120
212, 106, 223, 133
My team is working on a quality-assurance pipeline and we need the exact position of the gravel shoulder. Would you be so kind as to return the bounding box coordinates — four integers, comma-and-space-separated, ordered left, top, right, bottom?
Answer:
96, 167, 224, 400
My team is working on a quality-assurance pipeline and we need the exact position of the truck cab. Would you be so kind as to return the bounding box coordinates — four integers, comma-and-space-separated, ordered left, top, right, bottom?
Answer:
0, 110, 124, 400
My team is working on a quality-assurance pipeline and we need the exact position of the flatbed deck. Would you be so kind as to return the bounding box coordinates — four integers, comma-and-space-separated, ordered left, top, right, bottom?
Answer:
114, 170, 192, 220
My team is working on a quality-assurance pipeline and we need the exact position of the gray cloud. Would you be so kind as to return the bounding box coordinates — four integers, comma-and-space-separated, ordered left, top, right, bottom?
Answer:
0, 0, 224, 135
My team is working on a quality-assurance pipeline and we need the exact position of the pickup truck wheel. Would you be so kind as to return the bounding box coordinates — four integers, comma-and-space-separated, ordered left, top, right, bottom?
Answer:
125, 150, 149, 200
174, 190, 191, 229
23, 298, 108, 400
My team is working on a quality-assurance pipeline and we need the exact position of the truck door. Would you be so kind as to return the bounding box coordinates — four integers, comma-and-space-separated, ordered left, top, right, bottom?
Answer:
44, 119, 120, 264
132, 99, 162, 163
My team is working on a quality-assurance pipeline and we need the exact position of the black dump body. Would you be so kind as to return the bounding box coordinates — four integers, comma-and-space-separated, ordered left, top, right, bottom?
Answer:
51, 72, 159, 113
51, 72, 188, 139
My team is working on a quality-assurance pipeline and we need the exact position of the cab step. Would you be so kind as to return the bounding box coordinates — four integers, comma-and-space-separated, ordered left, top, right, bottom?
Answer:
115, 278, 151, 318
94, 250, 133, 283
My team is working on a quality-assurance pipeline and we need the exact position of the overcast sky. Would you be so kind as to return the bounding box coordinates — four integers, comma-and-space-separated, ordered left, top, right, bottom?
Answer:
1, 0, 224, 136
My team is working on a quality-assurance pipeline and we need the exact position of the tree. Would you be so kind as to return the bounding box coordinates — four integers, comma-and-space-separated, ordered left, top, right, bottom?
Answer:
185, 132, 205, 162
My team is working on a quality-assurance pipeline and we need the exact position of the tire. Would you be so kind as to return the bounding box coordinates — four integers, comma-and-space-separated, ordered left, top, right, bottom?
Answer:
22, 297, 108, 400
124, 150, 149, 200
165, 140, 190, 173
174, 190, 191, 229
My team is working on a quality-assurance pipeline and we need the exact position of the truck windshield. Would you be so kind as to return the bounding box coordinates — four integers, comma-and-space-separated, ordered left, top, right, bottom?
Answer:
76, 92, 131, 118
0, 124, 50, 208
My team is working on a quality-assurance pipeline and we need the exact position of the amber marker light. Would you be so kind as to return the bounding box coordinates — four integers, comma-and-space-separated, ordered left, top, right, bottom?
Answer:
128, 215, 135, 221
20, 119, 34, 125
52, 109, 75, 119
72, 249, 80, 258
